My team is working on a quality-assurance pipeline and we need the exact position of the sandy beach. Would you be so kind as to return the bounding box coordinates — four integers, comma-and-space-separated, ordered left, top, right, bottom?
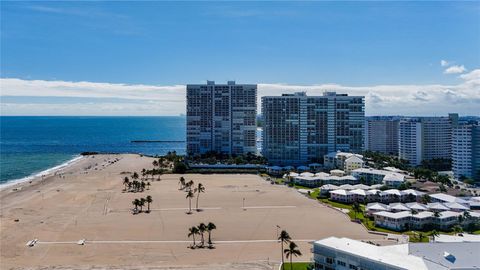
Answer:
0, 154, 389, 269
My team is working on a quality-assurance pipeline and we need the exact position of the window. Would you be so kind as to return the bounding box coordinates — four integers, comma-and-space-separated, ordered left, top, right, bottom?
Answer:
326, 257, 334, 264
337, 260, 346, 266
349, 264, 358, 270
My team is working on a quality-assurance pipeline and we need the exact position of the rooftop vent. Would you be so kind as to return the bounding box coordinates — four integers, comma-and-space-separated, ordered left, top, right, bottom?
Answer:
444, 251, 456, 263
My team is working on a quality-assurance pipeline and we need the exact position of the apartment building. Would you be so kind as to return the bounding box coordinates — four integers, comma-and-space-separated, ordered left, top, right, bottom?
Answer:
262, 92, 365, 166
186, 81, 257, 156
365, 116, 400, 155
452, 124, 480, 181
398, 114, 458, 166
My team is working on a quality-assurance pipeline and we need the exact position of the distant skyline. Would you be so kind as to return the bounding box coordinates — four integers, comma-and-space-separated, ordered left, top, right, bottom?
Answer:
1, 1, 479, 116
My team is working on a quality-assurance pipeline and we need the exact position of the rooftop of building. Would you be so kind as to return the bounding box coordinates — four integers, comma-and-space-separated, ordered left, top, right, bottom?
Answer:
314, 237, 427, 269
430, 193, 469, 204
314, 237, 480, 270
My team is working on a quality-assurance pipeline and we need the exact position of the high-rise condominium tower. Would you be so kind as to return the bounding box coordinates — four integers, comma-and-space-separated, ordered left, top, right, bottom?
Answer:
262, 92, 365, 166
452, 124, 480, 181
365, 117, 400, 155
398, 114, 458, 166
186, 81, 257, 156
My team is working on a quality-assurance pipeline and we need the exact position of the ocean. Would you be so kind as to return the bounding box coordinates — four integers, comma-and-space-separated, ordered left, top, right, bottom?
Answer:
0, 116, 186, 184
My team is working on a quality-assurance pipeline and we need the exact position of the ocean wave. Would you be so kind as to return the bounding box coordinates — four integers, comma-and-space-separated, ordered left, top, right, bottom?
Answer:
0, 155, 84, 190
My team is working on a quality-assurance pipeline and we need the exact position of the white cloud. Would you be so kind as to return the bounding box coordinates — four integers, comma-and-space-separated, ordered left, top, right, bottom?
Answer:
441, 60, 449, 67
444, 65, 467, 74
1, 70, 480, 116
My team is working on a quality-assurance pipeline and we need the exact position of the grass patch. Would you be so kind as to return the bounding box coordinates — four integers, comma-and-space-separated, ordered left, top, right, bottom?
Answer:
309, 188, 320, 199
280, 262, 313, 270
319, 198, 351, 209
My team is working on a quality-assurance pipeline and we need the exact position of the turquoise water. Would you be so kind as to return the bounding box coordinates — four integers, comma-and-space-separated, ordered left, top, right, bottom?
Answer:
0, 116, 186, 183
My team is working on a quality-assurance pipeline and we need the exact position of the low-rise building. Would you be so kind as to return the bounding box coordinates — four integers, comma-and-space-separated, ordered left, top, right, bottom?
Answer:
313, 237, 480, 270
324, 152, 364, 173
373, 211, 411, 231
430, 193, 469, 205
351, 168, 406, 186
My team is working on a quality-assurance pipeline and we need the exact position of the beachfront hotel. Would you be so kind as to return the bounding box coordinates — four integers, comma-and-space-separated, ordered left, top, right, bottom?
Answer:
186, 81, 257, 156
261, 92, 365, 166
398, 114, 458, 166
312, 236, 480, 270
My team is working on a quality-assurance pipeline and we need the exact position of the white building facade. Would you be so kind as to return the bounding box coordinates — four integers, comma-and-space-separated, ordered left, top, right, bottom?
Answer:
452, 124, 480, 181
186, 81, 257, 156
365, 117, 399, 155
262, 92, 365, 166
399, 114, 458, 166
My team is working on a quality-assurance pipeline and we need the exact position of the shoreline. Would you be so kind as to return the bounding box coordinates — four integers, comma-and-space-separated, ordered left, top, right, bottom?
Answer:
0, 155, 84, 191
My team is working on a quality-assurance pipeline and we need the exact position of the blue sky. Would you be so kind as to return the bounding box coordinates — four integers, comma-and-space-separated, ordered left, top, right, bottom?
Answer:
1, 1, 479, 116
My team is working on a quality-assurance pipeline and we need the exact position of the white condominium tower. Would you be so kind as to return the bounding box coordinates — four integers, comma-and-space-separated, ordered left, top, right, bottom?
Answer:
262, 92, 365, 166
186, 81, 257, 156
365, 116, 400, 155
399, 114, 458, 166
452, 124, 480, 181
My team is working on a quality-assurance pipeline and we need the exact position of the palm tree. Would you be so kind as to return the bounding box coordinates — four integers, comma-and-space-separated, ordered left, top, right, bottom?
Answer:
179, 177, 186, 190
186, 190, 195, 214
278, 230, 291, 270
284, 241, 302, 270
421, 194, 431, 204
188, 226, 199, 248
430, 230, 439, 242
186, 180, 194, 192
195, 183, 205, 211
198, 223, 207, 247
352, 201, 362, 220
141, 181, 146, 192
453, 225, 463, 235
146, 182, 151, 190
152, 160, 159, 168
146, 195, 153, 213
123, 177, 130, 191
132, 199, 139, 212
207, 222, 217, 247
141, 168, 147, 180
139, 198, 146, 212
132, 172, 139, 181
417, 232, 425, 242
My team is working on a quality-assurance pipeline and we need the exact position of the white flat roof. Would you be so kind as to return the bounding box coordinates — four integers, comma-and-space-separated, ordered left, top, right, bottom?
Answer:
314, 237, 427, 269
434, 233, 480, 243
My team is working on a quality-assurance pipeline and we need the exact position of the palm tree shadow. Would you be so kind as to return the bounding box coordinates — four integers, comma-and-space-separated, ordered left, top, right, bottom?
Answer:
196, 209, 203, 212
